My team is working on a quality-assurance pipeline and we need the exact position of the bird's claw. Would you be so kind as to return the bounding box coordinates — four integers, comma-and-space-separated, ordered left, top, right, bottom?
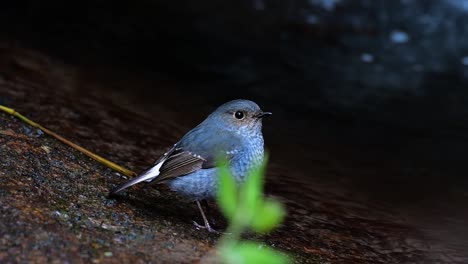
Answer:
193, 221, 219, 233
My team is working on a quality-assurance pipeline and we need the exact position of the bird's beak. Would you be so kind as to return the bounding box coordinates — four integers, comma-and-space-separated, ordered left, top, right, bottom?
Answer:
254, 111, 272, 118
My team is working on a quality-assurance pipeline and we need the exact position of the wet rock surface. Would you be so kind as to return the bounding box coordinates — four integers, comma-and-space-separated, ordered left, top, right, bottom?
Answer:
0, 44, 467, 263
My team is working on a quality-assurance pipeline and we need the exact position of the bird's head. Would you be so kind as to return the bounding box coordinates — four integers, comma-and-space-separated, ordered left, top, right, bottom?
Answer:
207, 99, 271, 135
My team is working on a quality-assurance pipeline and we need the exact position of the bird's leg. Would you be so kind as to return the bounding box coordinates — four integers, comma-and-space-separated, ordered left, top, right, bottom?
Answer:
200, 199, 217, 226
193, 200, 218, 233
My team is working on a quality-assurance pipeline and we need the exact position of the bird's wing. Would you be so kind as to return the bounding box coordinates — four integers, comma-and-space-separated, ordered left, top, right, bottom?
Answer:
150, 148, 207, 183
154, 125, 242, 182
110, 125, 241, 194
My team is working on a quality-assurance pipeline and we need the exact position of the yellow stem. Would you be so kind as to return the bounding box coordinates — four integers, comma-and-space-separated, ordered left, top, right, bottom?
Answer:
0, 104, 136, 177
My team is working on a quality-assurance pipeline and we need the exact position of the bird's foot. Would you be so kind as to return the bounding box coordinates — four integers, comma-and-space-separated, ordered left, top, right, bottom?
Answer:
193, 221, 219, 233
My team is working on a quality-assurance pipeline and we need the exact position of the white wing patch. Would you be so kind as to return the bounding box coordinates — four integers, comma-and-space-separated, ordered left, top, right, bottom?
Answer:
142, 148, 178, 182
143, 160, 164, 182
110, 150, 172, 194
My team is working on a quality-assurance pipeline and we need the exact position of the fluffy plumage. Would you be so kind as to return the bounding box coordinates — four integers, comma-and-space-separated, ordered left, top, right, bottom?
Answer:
110, 99, 270, 232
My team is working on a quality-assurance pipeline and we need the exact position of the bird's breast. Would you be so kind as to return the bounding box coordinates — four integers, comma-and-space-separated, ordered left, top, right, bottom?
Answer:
230, 135, 264, 182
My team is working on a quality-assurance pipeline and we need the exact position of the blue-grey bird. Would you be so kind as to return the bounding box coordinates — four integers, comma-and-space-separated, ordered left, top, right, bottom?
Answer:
110, 99, 271, 232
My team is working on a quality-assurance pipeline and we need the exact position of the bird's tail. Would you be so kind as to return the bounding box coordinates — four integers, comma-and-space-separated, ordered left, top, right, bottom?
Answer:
109, 162, 163, 195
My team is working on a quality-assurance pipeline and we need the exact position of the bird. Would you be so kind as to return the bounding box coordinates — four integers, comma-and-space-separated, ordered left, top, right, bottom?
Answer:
110, 99, 271, 232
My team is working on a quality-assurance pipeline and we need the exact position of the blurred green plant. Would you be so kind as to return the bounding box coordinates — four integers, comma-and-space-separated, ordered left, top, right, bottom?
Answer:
216, 154, 291, 264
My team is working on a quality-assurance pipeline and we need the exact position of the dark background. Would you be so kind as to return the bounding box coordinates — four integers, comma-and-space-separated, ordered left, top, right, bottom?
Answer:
4, 0, 468, 127
1, 0, 468, 262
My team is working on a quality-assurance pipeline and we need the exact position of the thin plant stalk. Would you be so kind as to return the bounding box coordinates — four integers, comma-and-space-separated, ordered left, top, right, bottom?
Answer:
0, 104, 136, 177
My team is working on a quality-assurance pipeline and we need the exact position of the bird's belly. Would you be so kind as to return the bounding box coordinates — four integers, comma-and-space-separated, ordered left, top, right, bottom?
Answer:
167, 168, 218, 200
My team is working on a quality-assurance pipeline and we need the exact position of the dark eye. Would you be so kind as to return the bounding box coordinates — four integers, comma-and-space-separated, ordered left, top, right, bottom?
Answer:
234, 111, 244, 120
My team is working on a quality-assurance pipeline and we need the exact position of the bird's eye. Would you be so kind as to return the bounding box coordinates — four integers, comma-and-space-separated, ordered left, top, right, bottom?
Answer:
234, 111, 245, 120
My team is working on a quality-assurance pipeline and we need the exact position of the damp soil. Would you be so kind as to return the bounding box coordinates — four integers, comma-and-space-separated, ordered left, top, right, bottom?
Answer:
0, 43, 467, 263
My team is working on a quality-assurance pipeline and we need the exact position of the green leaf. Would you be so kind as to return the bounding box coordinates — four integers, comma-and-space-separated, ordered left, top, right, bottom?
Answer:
223, 242, 291, 264
250, 199, 285, 233
240, 154, 269, 220
217, 157, 238, 221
